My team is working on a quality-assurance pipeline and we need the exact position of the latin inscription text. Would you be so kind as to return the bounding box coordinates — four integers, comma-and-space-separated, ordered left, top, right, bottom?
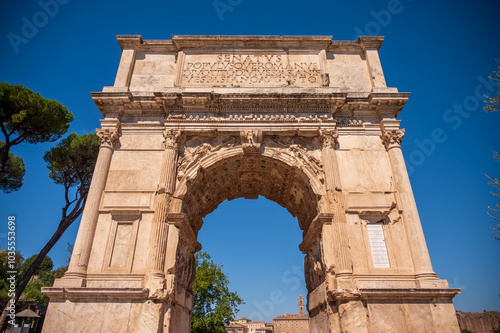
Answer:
182, 54, 322, 86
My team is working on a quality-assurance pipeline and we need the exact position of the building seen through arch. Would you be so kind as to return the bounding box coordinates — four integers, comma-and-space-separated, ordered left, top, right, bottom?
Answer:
227, 296, 309, 333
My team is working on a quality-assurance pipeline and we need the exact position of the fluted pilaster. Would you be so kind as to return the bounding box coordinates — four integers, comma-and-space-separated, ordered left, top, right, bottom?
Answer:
146, 129, 181, 287
320, 129, 352, 276
380, 121, 435, 278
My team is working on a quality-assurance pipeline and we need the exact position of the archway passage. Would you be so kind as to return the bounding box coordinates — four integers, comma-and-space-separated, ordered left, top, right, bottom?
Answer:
178, 152, 322, 234
198, 197, 309, 322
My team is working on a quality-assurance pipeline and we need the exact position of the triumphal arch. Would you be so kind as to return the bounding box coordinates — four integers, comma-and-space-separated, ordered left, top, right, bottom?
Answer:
43, 35, 461, 332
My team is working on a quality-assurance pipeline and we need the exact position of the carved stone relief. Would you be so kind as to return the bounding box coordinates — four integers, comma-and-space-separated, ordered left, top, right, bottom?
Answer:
96, 128, 119, 147
177, 135, 239, 181
241, 130, 262, 153
265, 135, 324, 182
304, 242, 325, 293
174, 244, 196, 291
165, 112, 364, 126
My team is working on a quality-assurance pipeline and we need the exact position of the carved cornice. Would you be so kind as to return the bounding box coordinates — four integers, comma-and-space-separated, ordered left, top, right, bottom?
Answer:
90, 91, 409, 118
358, 36, 384, 51
326, 288, 461, 302
380, 129, 405, 150
96, 128, 119, 148
115, 35, 390, 53
357, 288, 461, 300
116, 35, 143, 50
41, 287, 149, 300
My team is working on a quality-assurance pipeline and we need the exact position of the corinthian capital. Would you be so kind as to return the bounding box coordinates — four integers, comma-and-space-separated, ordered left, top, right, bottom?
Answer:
164, 129, 181, 149
380, 129, 405, 149
320, 129, 338, 149
96, 128, 119, 148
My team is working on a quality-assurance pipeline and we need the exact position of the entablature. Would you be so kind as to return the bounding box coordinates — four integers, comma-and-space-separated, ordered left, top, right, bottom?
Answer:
91, 89, 409, 119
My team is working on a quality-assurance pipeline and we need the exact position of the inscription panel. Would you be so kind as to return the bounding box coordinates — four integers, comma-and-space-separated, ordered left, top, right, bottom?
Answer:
180, 51, 325, 87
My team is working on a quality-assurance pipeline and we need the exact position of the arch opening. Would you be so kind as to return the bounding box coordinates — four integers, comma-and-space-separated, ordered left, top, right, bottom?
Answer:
177, 152, 322, 235
198, 197, 309, 322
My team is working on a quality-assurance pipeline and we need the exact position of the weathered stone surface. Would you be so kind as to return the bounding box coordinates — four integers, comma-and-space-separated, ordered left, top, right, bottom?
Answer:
43, 35, 460, 333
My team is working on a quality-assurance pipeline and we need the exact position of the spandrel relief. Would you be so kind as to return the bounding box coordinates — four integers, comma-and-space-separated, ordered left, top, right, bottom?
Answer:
265, 136, 324, 182
177, 135, 240, 180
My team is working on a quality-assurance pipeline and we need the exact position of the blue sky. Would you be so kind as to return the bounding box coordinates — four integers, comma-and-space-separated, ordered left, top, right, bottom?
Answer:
1, 0, 499, 322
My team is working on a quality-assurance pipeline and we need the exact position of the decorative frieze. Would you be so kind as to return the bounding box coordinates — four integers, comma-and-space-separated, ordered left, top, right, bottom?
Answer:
166, 113, 363, 126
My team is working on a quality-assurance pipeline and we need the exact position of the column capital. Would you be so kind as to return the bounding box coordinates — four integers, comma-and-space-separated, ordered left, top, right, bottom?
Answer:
320, 129, 339, 149
380, 129, 405, 150
96, 127, 119, 148
164, 128, 181, 149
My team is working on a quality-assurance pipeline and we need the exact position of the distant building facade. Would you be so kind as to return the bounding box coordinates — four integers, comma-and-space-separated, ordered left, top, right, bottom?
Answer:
227, 297, 310, 333
245, 321, 266, 332
231, 318, 252, 325
272, 296, 309, 333
226, 323, 249, 333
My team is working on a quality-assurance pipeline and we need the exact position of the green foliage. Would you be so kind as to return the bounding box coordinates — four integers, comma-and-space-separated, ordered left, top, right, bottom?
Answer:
0, 82, 73, 192
19, 255, 53, 277
461, 330, 474, 333
0, 145, 25, 193
0, 83, 73, 144
492, 325, 500, 333
0, 252, 68, 306
22, 265, 61, 306
0, 251, 23, 301
191, 252, 243, 333
23, 274, 51, 306
52, 266, 68, 279
484, 59, 500, 112
43, 132, 99, 194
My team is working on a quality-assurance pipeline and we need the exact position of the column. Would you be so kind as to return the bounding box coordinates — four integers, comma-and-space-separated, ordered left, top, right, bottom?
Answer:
145, 129, 181, 295
380, 121, 435, 278
320, 129, 352, 277
65, 122, 120, 282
